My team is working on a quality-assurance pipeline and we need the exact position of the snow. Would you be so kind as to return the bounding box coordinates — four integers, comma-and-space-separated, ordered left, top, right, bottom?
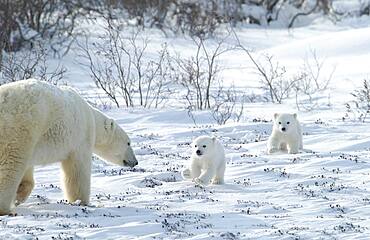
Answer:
2, 13, 370, 240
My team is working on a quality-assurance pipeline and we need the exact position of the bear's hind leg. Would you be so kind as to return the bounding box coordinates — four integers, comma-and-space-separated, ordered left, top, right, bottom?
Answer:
61, 150, 92, 205
16, 167, 35, 205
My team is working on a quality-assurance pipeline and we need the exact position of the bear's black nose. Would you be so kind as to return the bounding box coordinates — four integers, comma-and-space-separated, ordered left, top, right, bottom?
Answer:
196, 150, 202, 156
281, 127, 286, 132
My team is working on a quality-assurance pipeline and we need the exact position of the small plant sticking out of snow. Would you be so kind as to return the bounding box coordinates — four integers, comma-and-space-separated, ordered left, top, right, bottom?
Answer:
345, 79, 370, 122
139, 177, 163, 188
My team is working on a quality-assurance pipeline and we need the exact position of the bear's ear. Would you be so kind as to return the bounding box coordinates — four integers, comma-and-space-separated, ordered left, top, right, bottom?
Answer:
104, 119, 115, 131
274, 113, 279, 120
293, 113, 297, 119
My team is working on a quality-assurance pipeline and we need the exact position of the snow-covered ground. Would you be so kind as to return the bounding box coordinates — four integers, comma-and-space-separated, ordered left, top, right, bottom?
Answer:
2, 17, 370, 240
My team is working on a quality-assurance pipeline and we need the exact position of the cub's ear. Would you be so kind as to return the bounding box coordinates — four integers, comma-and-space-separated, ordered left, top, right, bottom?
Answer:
293, 113, 297, 119
104, 119, 115, 131
274, 113, 279, 120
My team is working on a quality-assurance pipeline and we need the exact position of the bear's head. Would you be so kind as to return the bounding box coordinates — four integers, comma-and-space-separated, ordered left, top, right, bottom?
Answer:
94, 118, 138, 168
273, 113, 298, 134
191, 136, 216, 159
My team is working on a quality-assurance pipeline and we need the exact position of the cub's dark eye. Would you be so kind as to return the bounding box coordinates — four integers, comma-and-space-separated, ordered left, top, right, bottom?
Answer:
203, 145, 206, 148
278, 122, 281, 124
128, 142, 130, 146
195, 145, 197, 148
287, 122, 290, 124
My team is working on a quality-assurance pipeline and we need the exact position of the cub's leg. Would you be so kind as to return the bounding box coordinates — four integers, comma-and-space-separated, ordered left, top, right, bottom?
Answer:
212, 162, 225, 185
182, 162, 201, 180
287, 141, 299, 154
181, 168, 192, 179
195, 167, 215, 186
190, 161, 201, 179
280, 142, 287, 151
267, 137, 280, 154
16, 167, 35, 205
61, 150, 92, 205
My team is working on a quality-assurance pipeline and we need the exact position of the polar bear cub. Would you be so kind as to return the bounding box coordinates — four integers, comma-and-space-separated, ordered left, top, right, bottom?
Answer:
182, 136, 226, 185
267, 113, 303, 154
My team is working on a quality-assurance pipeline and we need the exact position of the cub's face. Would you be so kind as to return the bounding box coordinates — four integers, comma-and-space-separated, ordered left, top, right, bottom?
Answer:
192, 136, 215, 158
97, 119, 138, 167
273, 113, 297, 134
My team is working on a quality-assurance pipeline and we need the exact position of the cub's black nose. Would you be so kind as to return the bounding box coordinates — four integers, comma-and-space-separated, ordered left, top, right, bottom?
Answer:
196, 150, 202, 155
281, 127, 286, 131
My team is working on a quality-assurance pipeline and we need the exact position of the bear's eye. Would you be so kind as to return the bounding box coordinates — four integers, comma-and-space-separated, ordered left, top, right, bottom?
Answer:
278, 122, 282, 124
203, 145, 206, 148
127, 142, 130, 146
195, 145, 197, 148
287, 122, 290, 124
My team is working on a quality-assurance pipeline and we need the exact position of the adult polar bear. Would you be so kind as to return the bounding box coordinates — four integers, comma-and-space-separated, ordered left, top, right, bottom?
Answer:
0, 79, 137, 215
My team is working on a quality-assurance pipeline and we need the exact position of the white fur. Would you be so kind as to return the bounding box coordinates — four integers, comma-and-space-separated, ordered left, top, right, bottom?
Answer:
182, 136, 226, 186
0, 79, 137, 215
267, 113, 303, 154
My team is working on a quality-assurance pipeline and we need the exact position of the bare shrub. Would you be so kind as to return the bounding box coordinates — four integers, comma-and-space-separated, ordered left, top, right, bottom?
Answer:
239, 51, 292, 104
211, 86, 247, 125
101, 0, 247, 37
345, 79, 370, 122
302, 50, 333, 91
170, 1, 225, 37
171, 33, 248, 125
174, 35, 235, 110
105, 0, 173, 29
211, 87, 236, 125
78, 18, 173, 108
360, 1, 370, 16
234, 32, 297, 104
293, 50, 334, 111
0, 0, 101, 56
235, 31, 333, 107
256, 54, 297, 104
0, 45, 66, 85
102, 0, 367, 33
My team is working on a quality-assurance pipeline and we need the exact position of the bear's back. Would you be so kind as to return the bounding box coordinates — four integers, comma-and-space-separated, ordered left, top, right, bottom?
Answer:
0, 79, 92, 132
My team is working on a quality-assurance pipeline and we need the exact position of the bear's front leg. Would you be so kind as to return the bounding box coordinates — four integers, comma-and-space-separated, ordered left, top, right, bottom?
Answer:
16, 167, 35, 205
287, 141, 299, 154
267, 136, 280, 154
194, 167, 216, 186
212, 162, 225, 185
61, 150, 92, 205
0, 165, 25, 215
0, 156, 28, 215
190, 161, 201, 179
181, 168, 192, 179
